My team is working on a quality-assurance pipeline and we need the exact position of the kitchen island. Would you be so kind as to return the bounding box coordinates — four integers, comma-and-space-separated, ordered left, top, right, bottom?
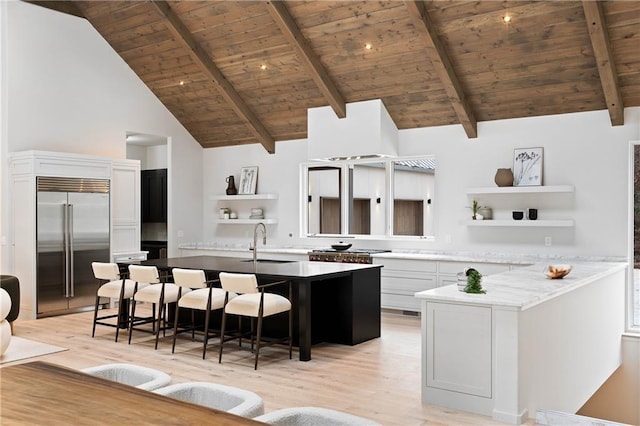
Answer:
133, 256, 382, 361
415, 262, 627, 424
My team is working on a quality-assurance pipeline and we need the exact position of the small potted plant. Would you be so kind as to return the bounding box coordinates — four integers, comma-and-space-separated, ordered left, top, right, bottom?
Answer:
464, 268, 486, 294
470, 199, 480, 220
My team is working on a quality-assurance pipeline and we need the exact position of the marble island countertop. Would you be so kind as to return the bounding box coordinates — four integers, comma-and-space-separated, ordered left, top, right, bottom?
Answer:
179, 242, 311, 255
415, 261, 628, 310
179, 243, 625, 265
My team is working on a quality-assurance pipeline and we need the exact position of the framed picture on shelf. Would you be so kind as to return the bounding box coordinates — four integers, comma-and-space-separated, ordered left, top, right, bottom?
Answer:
238, 166, 258, 194
513, 147, 543, 186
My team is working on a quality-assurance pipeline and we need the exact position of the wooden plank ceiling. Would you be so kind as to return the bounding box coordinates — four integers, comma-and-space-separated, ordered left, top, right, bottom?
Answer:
30, 1, 640, 153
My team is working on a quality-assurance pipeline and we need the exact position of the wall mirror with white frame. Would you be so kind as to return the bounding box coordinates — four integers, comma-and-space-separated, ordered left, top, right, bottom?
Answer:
303, 156, 435, 239
307, 166, 342, 235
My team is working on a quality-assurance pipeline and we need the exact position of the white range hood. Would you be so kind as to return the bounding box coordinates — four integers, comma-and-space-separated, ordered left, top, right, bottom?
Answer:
307, 99, 398, 160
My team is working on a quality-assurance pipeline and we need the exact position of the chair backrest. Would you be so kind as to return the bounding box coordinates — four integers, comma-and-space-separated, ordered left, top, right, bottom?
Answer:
219, 272, 258, 294
128, 265, 160, 284
92, 262, 120, 281
172, 268, 207, 289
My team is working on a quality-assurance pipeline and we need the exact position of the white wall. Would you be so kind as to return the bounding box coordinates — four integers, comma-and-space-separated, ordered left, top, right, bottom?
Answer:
399, 108, 640, 257
126, 144, 168, 170
203, 140, 307, 245
204, 107, 639, 258
0, 1, 204, 269
7, 1, 637, 261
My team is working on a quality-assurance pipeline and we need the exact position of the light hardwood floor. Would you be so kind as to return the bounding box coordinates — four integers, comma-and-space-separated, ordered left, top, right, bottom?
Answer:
4, 309, 518, 425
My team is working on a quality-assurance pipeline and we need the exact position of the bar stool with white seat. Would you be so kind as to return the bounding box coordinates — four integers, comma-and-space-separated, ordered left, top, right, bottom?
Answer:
91, 262, 142, 342
171, 268, 231, 359
128, 265, 187, 349
218, 272, 292, 370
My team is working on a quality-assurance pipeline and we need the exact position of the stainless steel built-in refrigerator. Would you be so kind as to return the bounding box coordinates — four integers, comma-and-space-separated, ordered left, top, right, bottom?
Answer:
36, 177, 110, 317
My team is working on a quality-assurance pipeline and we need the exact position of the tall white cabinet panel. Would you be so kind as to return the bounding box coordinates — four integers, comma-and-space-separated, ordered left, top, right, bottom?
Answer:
111, 159, 141, 256
425, 302, 492, 397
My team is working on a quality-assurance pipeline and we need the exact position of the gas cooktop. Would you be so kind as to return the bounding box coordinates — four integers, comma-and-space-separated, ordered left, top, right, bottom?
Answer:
311, 248, 391, 254
308, 248, 391, 264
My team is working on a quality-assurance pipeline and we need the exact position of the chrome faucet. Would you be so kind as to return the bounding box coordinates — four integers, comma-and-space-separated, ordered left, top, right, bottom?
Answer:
252, 222, 267, 269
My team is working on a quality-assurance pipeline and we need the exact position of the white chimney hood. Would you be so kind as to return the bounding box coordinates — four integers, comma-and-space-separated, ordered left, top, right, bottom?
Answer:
307, 99, 398, 160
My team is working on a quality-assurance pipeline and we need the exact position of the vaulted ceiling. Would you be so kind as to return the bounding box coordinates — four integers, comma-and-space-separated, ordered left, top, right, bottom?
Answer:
29, 1, 640, 153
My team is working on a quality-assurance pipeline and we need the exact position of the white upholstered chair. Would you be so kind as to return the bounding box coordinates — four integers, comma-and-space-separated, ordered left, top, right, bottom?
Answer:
254, 406, 381, 425
218, 272, 292, 370
81, 363, 171, 391
171, 268, 230, 359
128, 265, 187, 349
153, 382, 264, 418
91, 262, 142, 342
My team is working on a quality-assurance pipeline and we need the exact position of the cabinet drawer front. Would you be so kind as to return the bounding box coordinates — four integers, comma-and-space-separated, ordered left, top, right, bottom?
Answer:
379, 259, 437, 273
381, 293, 421, 312
438, 261, 510, 276
381, 269, 433, 280
437, 276, 459, 288
382, 276, 436, 294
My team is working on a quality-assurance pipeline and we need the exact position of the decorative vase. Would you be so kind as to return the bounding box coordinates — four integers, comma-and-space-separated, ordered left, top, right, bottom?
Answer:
225, 175, 237, 195
456, 272, 467, 292
478, 207, 493, 220
494, 168, 514, 187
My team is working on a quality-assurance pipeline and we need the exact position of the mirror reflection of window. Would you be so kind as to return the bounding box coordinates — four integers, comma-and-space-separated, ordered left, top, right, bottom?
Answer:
308, 167, 341, 235
350, 162, 386, 235
392, 158, 435, 237
303, 156, 435, 238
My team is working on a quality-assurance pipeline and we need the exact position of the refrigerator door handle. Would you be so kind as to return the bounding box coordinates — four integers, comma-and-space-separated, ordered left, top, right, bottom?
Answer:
68, 203, 75, 297
63, 204, 70, 298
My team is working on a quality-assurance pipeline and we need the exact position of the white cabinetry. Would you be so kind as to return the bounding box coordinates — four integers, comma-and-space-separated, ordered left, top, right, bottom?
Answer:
10, 151, 143, 319
426, 302, 492, 398
10, 151, 113, 319
111, 159, 142, 257
466, 185, 574, 227
374, 257, 518, 312
210, 194, 278, 224
375, 258, 437, 312
417, 264, 626, 424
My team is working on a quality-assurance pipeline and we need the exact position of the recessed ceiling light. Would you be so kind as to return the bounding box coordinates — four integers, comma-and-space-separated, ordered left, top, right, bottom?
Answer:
503, 15, 511, 23
364, 43, 372, 50
260, 64, 267, 70
179, 80, 185, 86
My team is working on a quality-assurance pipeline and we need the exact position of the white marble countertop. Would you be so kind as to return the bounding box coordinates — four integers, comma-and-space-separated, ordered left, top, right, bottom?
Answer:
415, 261, 628, 310
179, 243, 311, 255
179, 243, 625, 265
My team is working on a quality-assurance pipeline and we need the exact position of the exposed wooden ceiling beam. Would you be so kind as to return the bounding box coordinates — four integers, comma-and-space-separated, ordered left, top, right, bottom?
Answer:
582, 1, 624, 126
404, 1, 477, 138
265, 1, 346, 119
23, 1, 84, 18
150, 1, 276, 153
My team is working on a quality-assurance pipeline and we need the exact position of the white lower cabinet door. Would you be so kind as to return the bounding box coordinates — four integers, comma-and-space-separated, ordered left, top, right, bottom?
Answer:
426, 302, 492, 398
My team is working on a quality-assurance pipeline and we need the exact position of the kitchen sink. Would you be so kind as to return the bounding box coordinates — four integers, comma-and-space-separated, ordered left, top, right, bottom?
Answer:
239, 259, 296, 264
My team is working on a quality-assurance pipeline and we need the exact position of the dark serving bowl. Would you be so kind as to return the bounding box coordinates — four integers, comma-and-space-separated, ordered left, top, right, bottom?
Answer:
331, 243, 352, 251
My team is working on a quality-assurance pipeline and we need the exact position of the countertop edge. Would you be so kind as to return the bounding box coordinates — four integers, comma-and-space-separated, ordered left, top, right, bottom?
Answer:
414, 261, 628, 310
179, 245, 625, 265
